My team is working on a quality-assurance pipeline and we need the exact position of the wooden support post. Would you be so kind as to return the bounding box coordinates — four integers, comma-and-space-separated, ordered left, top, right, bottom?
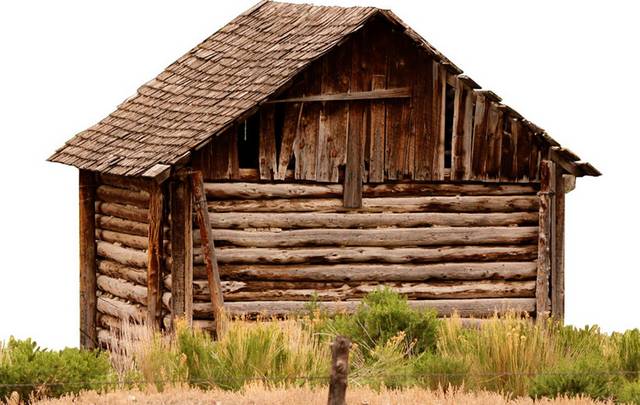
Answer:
536, 160, 555, 318
344, 105, 363, 208
170, 176, 193, 327
328, 336, 351, 405
552, 168, 566, 320
79, 170, 97, 349
147, 182, 163, 328
190, 170, 225, 338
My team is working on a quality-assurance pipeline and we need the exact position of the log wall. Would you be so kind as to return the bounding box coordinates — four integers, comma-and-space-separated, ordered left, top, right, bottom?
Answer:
162, 181, 540, 324
92, 174, 161, 349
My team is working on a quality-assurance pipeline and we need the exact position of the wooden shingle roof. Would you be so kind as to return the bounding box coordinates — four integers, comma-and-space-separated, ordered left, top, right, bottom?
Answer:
49, 0, 599, 177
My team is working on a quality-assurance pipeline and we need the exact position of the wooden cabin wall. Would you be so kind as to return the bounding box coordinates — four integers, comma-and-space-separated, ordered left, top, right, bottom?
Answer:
158, 181, 541, 327
90, 174, 169, 349
192, 17, 548, 184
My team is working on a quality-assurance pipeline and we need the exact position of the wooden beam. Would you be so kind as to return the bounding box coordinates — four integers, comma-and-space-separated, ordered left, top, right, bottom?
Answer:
79, 170, 97, 349
536, 160, 555, 318
190, 170, 225, 338
266, 88, 411, 104
169, 176, 193, 327
146, 182, 163, 328
343, 99, 363, 207
552, 167, 566, 320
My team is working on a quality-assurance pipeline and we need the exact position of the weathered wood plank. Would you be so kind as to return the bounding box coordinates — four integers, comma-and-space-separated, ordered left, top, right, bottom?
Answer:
471, 93, 489, 179
195, 226, 538, 248
451, 78, 475, 180
192, 262, 537, 282
536, 160, 554, 317
146, 183, 163, 328
368, 75, 386, 182
275, 103, 300, 180
293, 64, 321, 180
207, 212, 538, 229
432, 63, 448, 180
79, 170, 97, 349
197, 245, 538, 265
97, 296, 145, 322
259, 104, 277, 180
207, 195, 540, 213
266, 88, 411, 103
484, 103, 504, 180
317, 43, 350, 182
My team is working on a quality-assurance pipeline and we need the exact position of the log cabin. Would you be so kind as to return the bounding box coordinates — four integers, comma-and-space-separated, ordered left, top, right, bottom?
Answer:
49, 1, 601, 348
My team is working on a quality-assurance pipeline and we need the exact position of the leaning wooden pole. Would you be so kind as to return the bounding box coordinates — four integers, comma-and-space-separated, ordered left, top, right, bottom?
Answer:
79, 170, 97, 349
190, 170, 225, 338
536, 160, 555, 318
552, 168, 566, 320
328, 336, 351, 405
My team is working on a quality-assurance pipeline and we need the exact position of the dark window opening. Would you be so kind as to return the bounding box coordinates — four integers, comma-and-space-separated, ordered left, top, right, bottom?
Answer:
444, 83, 456, 169
503, 113, 512, 134
237, 114, 260, 169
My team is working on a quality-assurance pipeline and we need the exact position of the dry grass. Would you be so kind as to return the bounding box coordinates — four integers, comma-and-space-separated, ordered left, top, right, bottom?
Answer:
27, 385, 617, 405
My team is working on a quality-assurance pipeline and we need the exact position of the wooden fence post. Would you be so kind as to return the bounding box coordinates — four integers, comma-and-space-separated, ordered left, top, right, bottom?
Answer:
328, 336, 351, 405
79, 170, 97, 349
190, 170, 226, 338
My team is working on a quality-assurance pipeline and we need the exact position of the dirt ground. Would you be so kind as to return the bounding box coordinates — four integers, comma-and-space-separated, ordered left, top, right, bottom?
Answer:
19, 385, 615, 405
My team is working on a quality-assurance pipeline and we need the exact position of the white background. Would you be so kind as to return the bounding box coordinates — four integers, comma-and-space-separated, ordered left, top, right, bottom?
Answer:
0, 0, 638, 349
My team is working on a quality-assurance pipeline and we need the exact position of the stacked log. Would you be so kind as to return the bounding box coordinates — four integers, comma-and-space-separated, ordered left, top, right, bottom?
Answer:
163, 181, 540, 322
94, 175, 151, 349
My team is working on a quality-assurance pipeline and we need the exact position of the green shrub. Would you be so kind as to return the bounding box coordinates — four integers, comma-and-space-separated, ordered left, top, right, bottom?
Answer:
529, 354, 620, 400
412, 352, 468, 390
175, 322, 217, 388
0, 337, 113, 401
618, 379, 640, 404
616, 329, 640, 380
556, 324, 607, 359
317, 288, 439, 354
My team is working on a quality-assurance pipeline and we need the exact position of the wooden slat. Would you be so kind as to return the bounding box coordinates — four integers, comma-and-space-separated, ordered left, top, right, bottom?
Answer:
451, 77, 475, 180
515, 121, 532, 181
293, 63, 321, 180
470, 93, 488, 179
197, 245, 537, 265
536, 160, 554, 317
368, 75, 386, 182
275, 103, 300, 180
433, 63, 448, 180
484, 103, 504, 180
500, 115, 516, 181
207, 212, 538, 229
196, 226, 538, 248
265, 88, 411, 103
146, 183, 163, 328
79, 170, 97, 349
259, 104, 277, 180
207, 195, 540, 213
316, 43, 349, 182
